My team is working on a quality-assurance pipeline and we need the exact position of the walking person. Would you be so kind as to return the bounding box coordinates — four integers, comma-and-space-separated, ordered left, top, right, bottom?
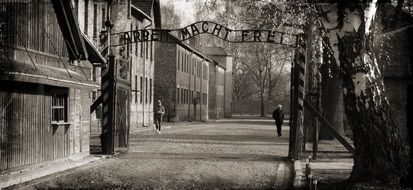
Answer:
154, 100, 165, 133
272, 105, 285, 137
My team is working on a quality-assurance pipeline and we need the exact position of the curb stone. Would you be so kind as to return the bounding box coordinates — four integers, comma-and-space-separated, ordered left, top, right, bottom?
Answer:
293, 159, 305, 189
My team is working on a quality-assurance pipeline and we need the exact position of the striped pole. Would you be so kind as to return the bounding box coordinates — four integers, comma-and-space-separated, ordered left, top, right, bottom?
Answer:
289, 34, 306, 159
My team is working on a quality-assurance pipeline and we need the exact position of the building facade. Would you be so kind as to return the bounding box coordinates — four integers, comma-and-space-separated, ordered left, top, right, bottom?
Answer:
86, 0, 161, 136
154, 35, 211, 122
111, 0, 160, 133
203, 47, 233, 118
207, 61, 226, 119
0, 0, 101, 174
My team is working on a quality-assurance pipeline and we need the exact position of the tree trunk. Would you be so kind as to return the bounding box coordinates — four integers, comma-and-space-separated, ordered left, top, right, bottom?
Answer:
268, 70, 273, 100
260, 92, 265, 117
321, 1, 409, 185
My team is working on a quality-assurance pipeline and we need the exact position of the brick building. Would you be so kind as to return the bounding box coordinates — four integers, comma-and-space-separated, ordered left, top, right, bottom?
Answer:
110, 0, 161, 133
154, 34, 212, 122
87, 0, 161, 136
0, 0, 102, 176
203, 47, 233, 118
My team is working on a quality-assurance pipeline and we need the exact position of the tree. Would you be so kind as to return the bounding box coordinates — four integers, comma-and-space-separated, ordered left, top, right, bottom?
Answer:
194, 0, 410, 186
319, 1, 409, 185
194, 0, 295, 116
160, 2, 181, 29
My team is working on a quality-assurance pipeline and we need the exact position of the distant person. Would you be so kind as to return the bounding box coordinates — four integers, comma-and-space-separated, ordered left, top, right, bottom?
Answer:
154, 100, 165, 133
272, 105, 285, 137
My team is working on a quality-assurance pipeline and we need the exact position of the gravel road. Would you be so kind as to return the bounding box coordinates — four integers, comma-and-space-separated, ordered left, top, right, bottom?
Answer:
8, 119, 293, 190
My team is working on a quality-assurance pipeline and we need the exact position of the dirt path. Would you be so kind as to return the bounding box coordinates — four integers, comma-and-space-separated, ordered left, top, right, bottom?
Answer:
8, 119, 293, 190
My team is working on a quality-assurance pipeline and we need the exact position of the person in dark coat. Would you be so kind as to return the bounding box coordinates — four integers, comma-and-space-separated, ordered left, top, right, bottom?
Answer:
272, 105, 285, 136
154, 100, 165, 133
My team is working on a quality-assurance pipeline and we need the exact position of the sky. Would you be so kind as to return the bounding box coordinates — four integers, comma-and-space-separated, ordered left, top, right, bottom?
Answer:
160, 0, 199, 26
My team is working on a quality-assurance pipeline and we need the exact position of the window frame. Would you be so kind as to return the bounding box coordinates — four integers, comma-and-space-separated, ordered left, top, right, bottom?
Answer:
51, 89, 69, 124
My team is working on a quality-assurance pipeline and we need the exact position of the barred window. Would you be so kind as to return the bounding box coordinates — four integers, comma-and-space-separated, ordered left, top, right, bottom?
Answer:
52, 91, 68, 123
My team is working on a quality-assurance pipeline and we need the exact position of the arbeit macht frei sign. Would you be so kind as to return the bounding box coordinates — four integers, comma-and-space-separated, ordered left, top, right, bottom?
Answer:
111, 21, 298, 47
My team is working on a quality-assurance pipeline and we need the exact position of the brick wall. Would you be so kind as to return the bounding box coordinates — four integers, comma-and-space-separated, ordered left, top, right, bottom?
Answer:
154, 42, 209, 122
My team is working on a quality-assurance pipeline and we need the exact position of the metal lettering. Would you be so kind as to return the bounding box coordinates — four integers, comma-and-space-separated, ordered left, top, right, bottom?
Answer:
181, 27, 191, 40
112, 21, 298, 47
142, 30, 150, 41
202, 21, 209, 33
151, 30, 159, 41
242, 30, 249, 42
253, 30, 261, 42
190, 24, 200, 36
223, 27, 232, 40
133, 31, 140, 42
212, 24, 222, 36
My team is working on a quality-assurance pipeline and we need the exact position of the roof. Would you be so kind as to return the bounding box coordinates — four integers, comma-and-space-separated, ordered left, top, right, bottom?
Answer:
158, 33, 227, 69
132, 0, 154, 17
166, 34, 214, 63
0, 59, 99, 89
202, 47, 231, 56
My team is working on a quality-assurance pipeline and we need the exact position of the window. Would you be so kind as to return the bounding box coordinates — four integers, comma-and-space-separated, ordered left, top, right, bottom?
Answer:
145, 41, 148, 59
186, 89, 189, 104
203, 93, 208, 105
189, 57, 191, 74
198, 61, 201, 77
186, 55, 188, 72
145, 77, 148, 103
135, 25, 139, 55
150, 41, 153, 60
182, 52, 184, 71
101, 6, 106, 28
93, 4, 97, 38
184, 89, 187, 104
183, 89, 186, 104
202, 65, 206, 79
176, 50, 181, 70
84, 0, 89, 34
193, 59, 195, 75
140, 40, 144, 57
149, 78, 152, 103
52, 91, 68, 123
183, 89, 185, 104
195, 60, 197, 75
140, 76, 143, 103
129, 24, 133, 56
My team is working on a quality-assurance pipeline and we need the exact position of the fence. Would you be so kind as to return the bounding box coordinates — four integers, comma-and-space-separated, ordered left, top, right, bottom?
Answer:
232, 100, 291, 116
